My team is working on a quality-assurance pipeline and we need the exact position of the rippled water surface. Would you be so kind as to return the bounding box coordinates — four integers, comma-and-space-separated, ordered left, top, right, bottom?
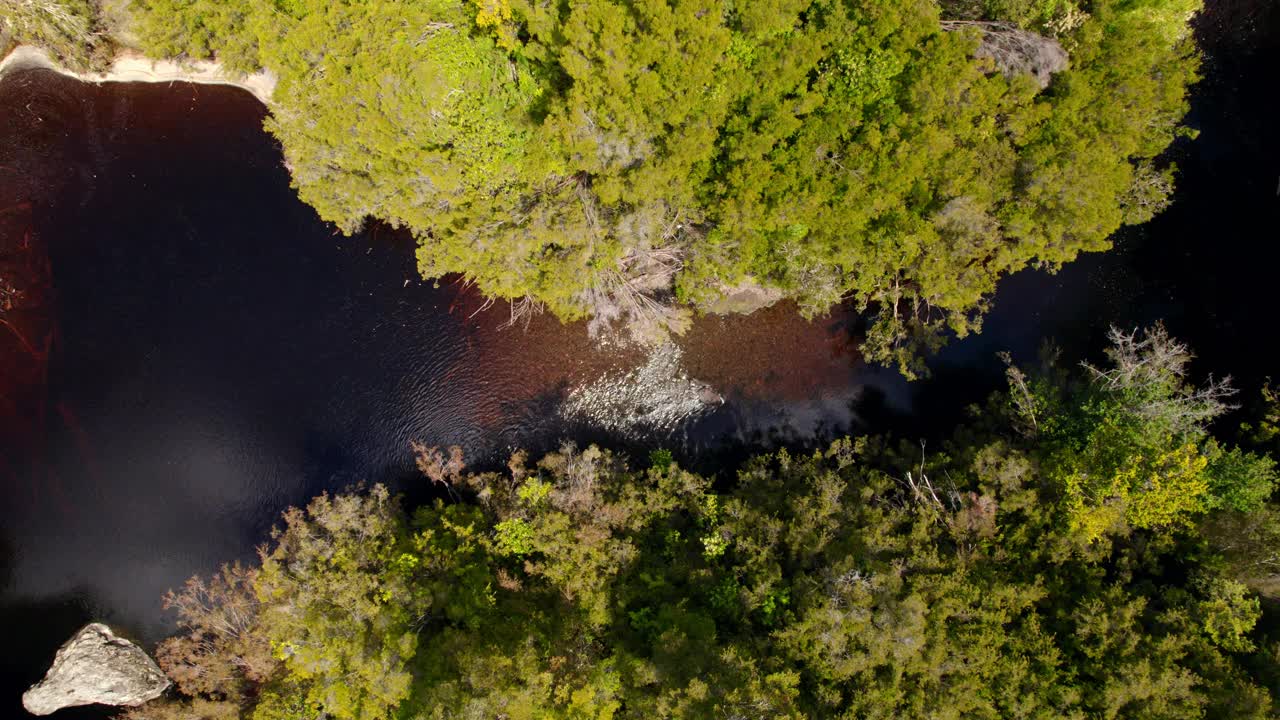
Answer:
0, 68, 890, 713
0, 1, 1276, 714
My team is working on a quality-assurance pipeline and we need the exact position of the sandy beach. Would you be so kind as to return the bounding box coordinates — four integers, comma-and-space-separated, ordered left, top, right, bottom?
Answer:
0, 45, 275, 105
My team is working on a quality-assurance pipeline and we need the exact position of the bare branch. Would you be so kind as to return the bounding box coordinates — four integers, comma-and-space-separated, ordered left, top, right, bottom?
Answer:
1084, 324, 1237, 436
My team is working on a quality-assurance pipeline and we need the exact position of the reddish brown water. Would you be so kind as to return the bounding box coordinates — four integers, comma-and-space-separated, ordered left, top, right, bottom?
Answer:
0, 68, 880, 714
0, 198, 52, 473
2, 0, 1277, 713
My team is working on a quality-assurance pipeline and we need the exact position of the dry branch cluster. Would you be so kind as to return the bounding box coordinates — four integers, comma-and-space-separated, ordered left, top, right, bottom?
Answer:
941, 21, 1069, 89
1085, 324, 1237, 437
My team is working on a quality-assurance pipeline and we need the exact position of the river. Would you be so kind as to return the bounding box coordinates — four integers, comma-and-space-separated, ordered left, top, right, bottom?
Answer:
0, 60, 900, 719
0, 1, 1276, 715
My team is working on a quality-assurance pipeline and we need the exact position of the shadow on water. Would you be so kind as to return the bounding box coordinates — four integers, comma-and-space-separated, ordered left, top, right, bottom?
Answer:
0, 532, 112, 720
917, 0, 1280, 436
0, 63, 879, 709
0, 0, 1276, 713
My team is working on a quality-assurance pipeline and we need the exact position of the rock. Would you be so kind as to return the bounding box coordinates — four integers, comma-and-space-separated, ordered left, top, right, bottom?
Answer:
562, 343, 720, 438
701, 277, 784, 316
943, 21, 1069, 90
23, 623, 170, 716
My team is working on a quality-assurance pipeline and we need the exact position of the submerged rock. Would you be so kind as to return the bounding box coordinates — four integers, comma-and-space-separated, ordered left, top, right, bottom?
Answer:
23, 623, 170, 716
562, 343, 721, 439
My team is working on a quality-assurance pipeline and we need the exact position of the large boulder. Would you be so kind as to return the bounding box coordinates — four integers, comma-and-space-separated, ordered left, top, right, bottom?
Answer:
23, 623, 170, 716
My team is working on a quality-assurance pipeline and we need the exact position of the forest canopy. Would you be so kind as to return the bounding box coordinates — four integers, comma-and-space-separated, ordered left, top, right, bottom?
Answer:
125, 327, 1280, 720
0, 0, 124, 71
115, 0, 1202, 370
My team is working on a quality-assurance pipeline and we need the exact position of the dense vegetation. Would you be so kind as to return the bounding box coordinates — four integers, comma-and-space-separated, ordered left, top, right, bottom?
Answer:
124, 327, 1280, 719
116, 0, 1199, 369
0, 0, 122, 71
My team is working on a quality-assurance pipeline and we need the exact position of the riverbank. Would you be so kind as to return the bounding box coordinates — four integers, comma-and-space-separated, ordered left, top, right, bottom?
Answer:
0, 45, 275, 105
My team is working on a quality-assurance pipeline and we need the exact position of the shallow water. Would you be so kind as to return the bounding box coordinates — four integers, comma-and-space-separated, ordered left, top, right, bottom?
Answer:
0, 67, 894, 715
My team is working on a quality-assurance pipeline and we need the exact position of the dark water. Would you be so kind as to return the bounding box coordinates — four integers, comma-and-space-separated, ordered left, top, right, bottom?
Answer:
0, 62, 894, 718
0, 1, 1276, 714
916, 2, 1280, 432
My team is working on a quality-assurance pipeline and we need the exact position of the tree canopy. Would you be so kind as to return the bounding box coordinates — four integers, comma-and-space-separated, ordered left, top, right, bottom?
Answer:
127, 327, 1280, 719
124, 0, 1201, 368
0, 0, 120, 71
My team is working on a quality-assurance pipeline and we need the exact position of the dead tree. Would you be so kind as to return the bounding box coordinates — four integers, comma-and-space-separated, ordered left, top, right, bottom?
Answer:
941, 21, 1069, 89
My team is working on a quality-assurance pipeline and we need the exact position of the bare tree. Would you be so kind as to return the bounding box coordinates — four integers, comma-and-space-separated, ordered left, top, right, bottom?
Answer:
154, 563, 275, 700
1000, 351, 1040, 436
1084, 324, 1237, 437
568, 191, 698, 345
941, 21, 1069, 89
411, 441, 465, 485
2, 0, 93, 43
1120, 161, 1176, 224
500, 294, 545, 330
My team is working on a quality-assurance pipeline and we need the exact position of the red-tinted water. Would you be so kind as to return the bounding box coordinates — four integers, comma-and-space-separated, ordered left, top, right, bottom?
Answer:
0, 68, 877, 707
2, 0, 1277, 712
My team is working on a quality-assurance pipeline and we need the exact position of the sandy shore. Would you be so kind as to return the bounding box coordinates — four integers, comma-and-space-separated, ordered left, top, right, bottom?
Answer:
0, 45, 275, 105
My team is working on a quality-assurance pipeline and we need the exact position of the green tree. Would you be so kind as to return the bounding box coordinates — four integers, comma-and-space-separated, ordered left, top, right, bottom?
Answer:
1010, 326, 1270, 540
130, 330, 1280, 719
125, 0, 1203, 369
0, 0, 115, 71
254, 486, 424, 720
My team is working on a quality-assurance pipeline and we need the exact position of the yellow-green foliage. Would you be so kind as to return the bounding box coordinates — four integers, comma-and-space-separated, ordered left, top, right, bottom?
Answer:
1018, 327, 1276, 541
471, 0, 517, 50
1123, 443, 1211, 527
0, 0, 115, 71
1065, 442, 1210, 540
1063, 469, 1129, 541
149, 429, 1280, 719
126, 331, 1280, 719
127, 0, 1202, 366
1197, 577, 1262, 652
128, 0, 259, 73
254, 486, 423, 720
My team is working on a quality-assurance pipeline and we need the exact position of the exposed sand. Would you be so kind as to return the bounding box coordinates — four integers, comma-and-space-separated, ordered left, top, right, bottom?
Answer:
0, 45, 275, 105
